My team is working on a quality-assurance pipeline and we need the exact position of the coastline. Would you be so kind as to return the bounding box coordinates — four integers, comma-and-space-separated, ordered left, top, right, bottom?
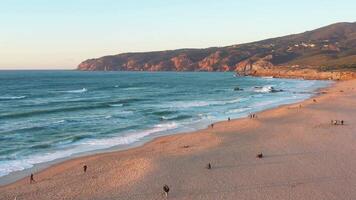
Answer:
2, 79, 356, 199
0, 77, 329, 186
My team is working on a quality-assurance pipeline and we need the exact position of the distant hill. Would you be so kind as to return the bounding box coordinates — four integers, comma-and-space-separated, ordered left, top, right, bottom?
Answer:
77, 22, 356, 80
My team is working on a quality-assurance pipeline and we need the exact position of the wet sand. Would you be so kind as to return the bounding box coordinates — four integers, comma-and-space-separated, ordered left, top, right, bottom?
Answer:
1, 80, 356, 200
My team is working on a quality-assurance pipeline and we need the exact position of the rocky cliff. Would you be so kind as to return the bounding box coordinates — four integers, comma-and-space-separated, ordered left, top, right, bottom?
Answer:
78, 22, 356, 80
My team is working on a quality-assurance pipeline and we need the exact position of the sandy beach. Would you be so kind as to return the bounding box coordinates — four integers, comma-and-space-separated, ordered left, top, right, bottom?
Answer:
1, 79, 356, 200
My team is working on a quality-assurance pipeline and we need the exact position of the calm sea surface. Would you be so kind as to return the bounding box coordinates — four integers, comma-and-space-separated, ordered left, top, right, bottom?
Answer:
0, 71, 331, 177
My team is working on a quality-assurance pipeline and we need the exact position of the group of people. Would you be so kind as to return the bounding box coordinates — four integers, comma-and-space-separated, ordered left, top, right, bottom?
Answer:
331, 120, 344, 125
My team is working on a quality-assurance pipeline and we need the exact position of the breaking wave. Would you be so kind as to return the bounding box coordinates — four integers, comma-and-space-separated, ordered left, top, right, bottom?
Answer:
0, 96, 26, 100
0, 122, 178, 177
254, 85, 274, 93
64, 88, 88, 93
170, 98, 241, 109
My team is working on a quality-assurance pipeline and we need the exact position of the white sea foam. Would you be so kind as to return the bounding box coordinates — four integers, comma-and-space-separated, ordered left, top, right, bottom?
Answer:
262, 76, 274, 79
254, 85, 273, 93
169, 98, 241, 109
0, 122, 179, 177
54, 120, 66, 124
226, 107, 251, 114
64, 88, 88, 93
0, 96, 26, 100
109, 103, 123, 107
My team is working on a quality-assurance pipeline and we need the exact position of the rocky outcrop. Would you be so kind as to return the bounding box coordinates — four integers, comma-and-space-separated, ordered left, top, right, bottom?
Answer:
234, 55, 356, 80
170, 54, 196, 71
78, 22, 356, 80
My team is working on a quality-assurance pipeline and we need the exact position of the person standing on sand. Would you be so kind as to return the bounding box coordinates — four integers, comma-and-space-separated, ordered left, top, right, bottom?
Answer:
163, 184, 170, 197
83, 165, 87, 173
30, 173, 35, 184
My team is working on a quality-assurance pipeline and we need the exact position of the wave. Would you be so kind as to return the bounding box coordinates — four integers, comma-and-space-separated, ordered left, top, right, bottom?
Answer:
161, 114, 192, 121
109, 104, 123, 107
152, 110, 178, 116
253, 85, 284, 93
226, 107, 251, 114
54, 120, 66, 124
173, 101, 211, 108
0, 119, 66, 134
0, 96, 26, 100
0, 105, 104, 120
29, 143, 52, 150
169, 98, 241, 109
254, 85, 274, 93
0, 98, 143, 120
63, 88, 87, 93
108, 98, 145, 104
262, 76, 274, 79
0, 122, 179, 177
122, 87, 144, 91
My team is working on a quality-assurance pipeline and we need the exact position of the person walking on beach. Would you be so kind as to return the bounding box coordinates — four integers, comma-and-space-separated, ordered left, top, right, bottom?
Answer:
163, 184, 170, 198
206, 163, 212, 169
228, 117, 231, 121
30, 173, 35, 184
83, 165, 87, 173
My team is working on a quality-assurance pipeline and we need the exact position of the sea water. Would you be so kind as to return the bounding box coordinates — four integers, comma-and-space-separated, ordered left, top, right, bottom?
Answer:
0, 71, 331, 177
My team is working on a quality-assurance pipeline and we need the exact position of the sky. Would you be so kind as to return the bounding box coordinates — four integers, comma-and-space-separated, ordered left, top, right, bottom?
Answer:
0, 0, 355, 69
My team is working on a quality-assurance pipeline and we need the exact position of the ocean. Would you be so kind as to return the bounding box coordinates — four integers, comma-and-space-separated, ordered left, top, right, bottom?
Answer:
0, 71, 331, 178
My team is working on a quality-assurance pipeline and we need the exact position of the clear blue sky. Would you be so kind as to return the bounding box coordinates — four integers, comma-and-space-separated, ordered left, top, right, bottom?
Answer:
0, 0, 355, 69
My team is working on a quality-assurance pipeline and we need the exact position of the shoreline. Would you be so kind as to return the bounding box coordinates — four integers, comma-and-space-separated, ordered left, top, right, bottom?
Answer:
2, 79, 356, 199
0, 79, 330, 186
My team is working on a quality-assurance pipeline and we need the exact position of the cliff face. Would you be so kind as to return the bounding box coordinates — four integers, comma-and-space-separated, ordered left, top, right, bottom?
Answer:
234, 56, 356, 80
78, 22, 356, 80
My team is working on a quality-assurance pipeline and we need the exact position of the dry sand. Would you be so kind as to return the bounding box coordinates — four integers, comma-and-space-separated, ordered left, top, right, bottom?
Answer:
1, 80, 356, 200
